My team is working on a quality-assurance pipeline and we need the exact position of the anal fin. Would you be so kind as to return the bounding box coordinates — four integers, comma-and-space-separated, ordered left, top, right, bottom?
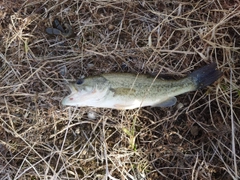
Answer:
152, 97, 177, 107
114, 103, 134, 110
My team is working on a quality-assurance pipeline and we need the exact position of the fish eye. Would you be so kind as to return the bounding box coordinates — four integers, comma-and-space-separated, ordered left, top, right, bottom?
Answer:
76, 79, 84, 85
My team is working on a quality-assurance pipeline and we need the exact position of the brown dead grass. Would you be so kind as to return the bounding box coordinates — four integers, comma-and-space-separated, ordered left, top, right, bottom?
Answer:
0, 0, 240, 179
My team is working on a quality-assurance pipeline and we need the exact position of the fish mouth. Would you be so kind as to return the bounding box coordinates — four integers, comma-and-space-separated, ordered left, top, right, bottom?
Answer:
67, 83, 78, 93
62, 84, 78, 106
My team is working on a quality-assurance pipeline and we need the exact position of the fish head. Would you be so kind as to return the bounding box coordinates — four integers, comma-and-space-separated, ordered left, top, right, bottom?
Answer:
62, 76, 109, 106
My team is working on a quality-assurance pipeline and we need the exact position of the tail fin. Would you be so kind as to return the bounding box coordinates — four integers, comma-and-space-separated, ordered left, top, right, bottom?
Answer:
189, 63, 222, 89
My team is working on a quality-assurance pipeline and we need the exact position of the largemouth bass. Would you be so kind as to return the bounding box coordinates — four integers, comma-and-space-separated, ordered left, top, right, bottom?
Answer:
62, 63, 222, 109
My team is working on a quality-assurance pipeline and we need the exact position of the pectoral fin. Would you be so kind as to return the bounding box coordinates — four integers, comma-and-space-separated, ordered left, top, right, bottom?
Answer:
152, 97, 177, 107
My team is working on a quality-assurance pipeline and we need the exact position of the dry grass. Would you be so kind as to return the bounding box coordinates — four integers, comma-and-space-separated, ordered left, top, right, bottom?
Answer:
0, 0, 240, 179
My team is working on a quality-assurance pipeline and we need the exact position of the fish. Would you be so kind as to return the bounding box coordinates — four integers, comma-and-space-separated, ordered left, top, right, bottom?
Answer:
62, 63, 222, 109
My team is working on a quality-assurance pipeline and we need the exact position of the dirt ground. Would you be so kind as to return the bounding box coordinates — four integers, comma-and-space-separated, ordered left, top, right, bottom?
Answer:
0, 0, 239, 179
